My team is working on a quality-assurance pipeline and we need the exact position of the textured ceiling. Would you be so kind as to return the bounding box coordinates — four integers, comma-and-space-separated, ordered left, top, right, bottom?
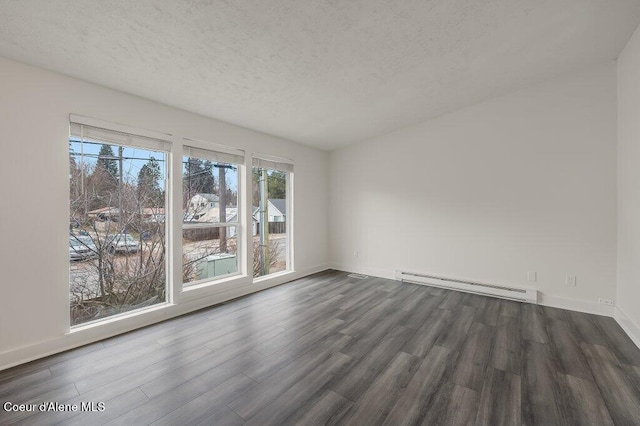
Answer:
1, 1, 639, 150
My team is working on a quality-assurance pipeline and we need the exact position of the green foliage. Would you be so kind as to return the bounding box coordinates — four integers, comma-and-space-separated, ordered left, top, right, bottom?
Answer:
83, 144, 119, 211
97, 144, 119, 184
267, 170, 287, 199
252, 168, 260, 206
137, 157, 163, 206
252, 168, 287, 206
201, 161, 216, 193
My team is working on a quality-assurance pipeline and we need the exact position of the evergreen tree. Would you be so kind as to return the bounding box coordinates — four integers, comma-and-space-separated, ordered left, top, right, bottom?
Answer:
267, 170, 287, 199
184, 157, 202, 205
96, 144, 119, 185
185, 157, 203, 181
88, 144, 119, 210
251, 168, 286, 205
69, 147, 85, 218
183, 157, 216, 199
137, 157, 162, 206
201, 161, 216, 194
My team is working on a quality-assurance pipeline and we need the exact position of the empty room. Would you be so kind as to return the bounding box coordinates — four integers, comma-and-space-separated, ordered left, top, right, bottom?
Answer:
2, 1, 640, 425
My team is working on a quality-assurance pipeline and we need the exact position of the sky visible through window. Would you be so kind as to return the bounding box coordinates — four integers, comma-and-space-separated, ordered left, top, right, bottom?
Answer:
70, 138, 239, 192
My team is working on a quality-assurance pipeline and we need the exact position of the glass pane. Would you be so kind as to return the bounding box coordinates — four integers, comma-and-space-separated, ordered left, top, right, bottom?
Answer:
182, 157, 238, 224
183, 226, 239, 285
252, 167, 288, 277
182, 153, 240, 287
69, 138, 167, 326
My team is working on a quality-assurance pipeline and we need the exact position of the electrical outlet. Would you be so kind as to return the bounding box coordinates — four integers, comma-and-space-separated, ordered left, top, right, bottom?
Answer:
566, 275, 577, 287
598, 298, 615, 306
354, 250, 359, 257
527, 271, 537, 282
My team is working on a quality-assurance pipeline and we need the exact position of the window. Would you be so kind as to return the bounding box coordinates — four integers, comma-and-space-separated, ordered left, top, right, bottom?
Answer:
68, 117, 292, 329
69, 122, 170, 326
252, 156, 293, 277
182, 145, 243, 286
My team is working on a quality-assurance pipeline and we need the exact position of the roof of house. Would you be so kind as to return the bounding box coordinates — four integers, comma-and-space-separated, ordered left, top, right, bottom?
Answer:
269, 199, 286, 216
88, 207, 120, 215
192, 193, 219, 202
190, 206, 237, 224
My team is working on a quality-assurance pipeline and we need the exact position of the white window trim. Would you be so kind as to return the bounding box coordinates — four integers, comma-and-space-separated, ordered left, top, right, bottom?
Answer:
252, 153, 294, 173
286, 171, 294, 273
68, 118, 173, 328
70, 114, 173, 145
251, 158, 294, 278
66, 115, 296, 332
181, 145, 245, 289
183, 137, 245, 160
182, 222, 239, 229
168, 140, 183, 305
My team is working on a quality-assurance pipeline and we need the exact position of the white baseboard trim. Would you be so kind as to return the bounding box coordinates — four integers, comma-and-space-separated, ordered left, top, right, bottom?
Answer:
5, 263, 636, 371
331, 264, 625, 316
330, 263, 395, 280
538, 294, 615, 316
0, 264, 328, 372
335, 265, 640, 348
614, 307, 640, 350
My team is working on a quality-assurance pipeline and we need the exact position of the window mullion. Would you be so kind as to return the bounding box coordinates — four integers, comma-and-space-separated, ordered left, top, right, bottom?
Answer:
169, 141, 183, 304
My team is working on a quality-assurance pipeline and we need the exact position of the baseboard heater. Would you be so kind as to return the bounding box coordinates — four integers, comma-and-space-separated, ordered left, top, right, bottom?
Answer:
395, 270, 538, 303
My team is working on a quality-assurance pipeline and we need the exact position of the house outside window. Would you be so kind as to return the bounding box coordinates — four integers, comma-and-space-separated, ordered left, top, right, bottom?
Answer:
182, 144, 244, 286
68, 117, 294, 329
252, 156, 293, 277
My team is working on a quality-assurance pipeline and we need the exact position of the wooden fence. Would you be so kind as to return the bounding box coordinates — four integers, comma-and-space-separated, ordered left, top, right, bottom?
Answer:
184, 222, 285, 242
268, 222, 286, 234
255, 222, 287, 235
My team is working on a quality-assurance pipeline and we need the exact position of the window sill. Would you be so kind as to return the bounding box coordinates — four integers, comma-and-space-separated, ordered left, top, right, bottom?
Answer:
68, 301, 172, 334
180, 273, 251, 302
182, 272, 245, 292
253, 269, 294, 284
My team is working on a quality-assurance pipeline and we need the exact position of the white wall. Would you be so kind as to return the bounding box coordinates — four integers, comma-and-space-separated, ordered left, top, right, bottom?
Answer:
330, 62, 618, 313
0, 57, 329, 369
617, 24, 640, 347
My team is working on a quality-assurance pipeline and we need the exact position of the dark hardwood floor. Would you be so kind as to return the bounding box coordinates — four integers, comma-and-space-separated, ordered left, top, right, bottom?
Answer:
2, 270, 640, 425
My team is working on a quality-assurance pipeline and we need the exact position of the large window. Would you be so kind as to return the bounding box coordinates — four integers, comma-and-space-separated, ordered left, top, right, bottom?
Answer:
69, 122, 170, 326
68, 118, 293, 329
182, 145, 243, 286
252, 156, 292, 277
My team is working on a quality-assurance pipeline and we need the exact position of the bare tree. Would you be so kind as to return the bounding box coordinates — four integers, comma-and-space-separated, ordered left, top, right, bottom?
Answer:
69, 145, 168, 325
253, 238, 283, 277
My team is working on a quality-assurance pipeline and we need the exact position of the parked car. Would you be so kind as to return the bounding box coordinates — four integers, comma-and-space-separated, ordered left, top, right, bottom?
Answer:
69, 235, 98, 261
104, 233, 140, 254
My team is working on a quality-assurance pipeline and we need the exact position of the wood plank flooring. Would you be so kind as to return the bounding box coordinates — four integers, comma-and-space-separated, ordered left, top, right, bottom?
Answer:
1, 270, 640, 425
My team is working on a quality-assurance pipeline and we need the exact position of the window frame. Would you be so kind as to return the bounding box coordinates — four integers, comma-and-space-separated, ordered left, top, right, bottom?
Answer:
66, 115, 297, 334
181, 141, 245, 288
252, 154, 294, 279
68, 115, 173, 328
